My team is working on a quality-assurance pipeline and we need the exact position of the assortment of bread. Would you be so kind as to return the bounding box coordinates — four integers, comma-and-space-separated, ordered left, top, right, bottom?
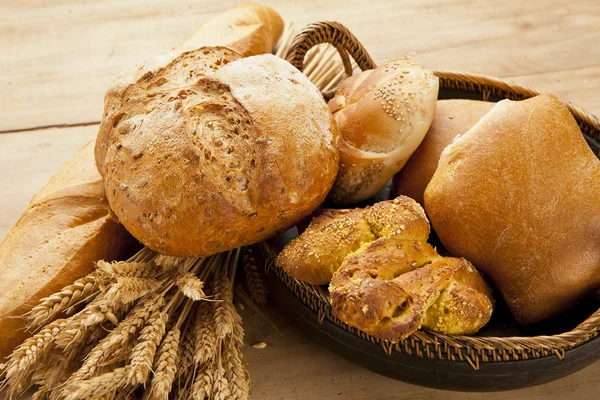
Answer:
2, 1, 600, 396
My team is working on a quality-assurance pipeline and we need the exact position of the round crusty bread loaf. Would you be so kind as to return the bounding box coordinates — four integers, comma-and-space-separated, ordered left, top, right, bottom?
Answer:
424, 94, 600, 324
96, 51, 339, 257
327, 57, 438, 204
393, 99, 495, 205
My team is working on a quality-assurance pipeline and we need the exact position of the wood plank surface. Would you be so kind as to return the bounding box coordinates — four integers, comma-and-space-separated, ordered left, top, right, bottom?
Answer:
1, 0, 599, 131
2, 1, 600, 399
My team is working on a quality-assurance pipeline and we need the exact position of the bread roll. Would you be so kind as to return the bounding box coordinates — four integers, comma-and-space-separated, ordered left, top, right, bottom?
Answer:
277, 197, 493, 341
96, 52, 339, 257
183, 3, 284, 57
0, 141, 132, 360
393, 100, 494, 205
327, 57, 439, 204
424, 94, 600, 324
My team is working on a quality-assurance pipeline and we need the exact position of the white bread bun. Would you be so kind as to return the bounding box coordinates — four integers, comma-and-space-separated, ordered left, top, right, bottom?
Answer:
328, 57, 439, 204
424, 94, 600, 324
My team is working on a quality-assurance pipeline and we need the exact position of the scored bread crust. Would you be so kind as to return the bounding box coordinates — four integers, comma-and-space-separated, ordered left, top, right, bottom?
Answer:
97, 52, 339, 256
393, 99, 495, 205
277, 197, 493, 340
328, 57, 439, 204
424, 94, 600, 324
0, 141, 131, 360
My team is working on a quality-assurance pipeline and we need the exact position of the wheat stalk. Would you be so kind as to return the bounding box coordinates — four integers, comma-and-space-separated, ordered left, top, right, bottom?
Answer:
54, 298, 123, 349
69, 293, 165, 382
28, 275, 100, 328
129, 310, 168, 384
176, 271, 206, 301
212, 353, 231, 400
224, 340, 250, 400
193, 302, 217, 364
147, 327, 180, 400
105, 276, 163, 305
98, 260, 163, 278
154, 254, 187, 270
214, 275, 236, 339
4, 244, 255, 400
242, 251, 267, 306
63, 366, 130, 400
190, 365, 213, 400
2, 319, 67, 394
178, 315, 196, 371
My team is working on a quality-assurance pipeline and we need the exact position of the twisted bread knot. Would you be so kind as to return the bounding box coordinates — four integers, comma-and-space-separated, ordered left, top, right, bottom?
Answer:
277, 196, 493, 341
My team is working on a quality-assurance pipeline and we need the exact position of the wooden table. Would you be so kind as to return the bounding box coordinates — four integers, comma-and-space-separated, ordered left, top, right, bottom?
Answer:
1, 1, 599, 399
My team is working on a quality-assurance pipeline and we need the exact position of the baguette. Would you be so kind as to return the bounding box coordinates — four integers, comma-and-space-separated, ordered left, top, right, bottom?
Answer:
0, 141, 132, 360
183, 3, 284, 56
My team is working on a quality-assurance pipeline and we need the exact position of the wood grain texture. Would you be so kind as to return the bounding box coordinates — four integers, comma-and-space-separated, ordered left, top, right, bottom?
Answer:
0, 0, 599, 131
2, 0, 600, 399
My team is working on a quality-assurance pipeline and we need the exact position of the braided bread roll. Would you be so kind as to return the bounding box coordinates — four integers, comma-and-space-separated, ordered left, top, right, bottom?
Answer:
277, 197, 493, 341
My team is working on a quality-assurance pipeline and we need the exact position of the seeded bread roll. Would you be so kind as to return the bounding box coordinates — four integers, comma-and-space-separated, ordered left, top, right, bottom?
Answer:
0, 141, 132, 360
425, 94, 600, 324
393, 100, 494, 205
96, 52, 339, 257
328, 57, 439, 204
277, 197, 493, 341
183, 3, 284, 57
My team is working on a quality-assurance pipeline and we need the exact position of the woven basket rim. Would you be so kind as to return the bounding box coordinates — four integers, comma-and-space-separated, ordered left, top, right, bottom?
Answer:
267, 21, 600, 368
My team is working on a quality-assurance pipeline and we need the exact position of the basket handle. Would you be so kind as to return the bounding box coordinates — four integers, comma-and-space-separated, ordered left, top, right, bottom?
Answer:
285, 22, 377, 100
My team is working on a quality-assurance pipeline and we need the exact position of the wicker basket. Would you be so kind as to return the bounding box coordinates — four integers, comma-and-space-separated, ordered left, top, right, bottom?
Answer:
253, 21, 600, 381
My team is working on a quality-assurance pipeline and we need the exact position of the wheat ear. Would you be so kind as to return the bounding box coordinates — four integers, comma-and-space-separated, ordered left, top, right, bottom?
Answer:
2, 319, 67, 392
28, 275, 100, 328
190, 365, 213, 400
212, 349, 231, 400
70, 293, 165, 382
63, 366, 130, 400
176, 271, 206, 301
98, 260, 163, 278
105, 276, 163, 305
147, 327, 180, 400
129, 310, 168, 384
214, 275, 236, 339
54, 298, 124, 349
193, 301, 217, 364
243, 251, 267, 306
224, 341, 250, 400
178, 313, 196, 371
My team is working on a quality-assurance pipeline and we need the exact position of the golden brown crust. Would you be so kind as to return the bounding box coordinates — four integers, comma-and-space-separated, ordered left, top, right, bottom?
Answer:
277, 196, 493, 340
183, 3, 284, 57
276, 209, 375, 285
328, 57, 439, 204
424, 94, 600, 324
98, 53, 339, 256
0, 141, 132, 360
393, 99, 495, 205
